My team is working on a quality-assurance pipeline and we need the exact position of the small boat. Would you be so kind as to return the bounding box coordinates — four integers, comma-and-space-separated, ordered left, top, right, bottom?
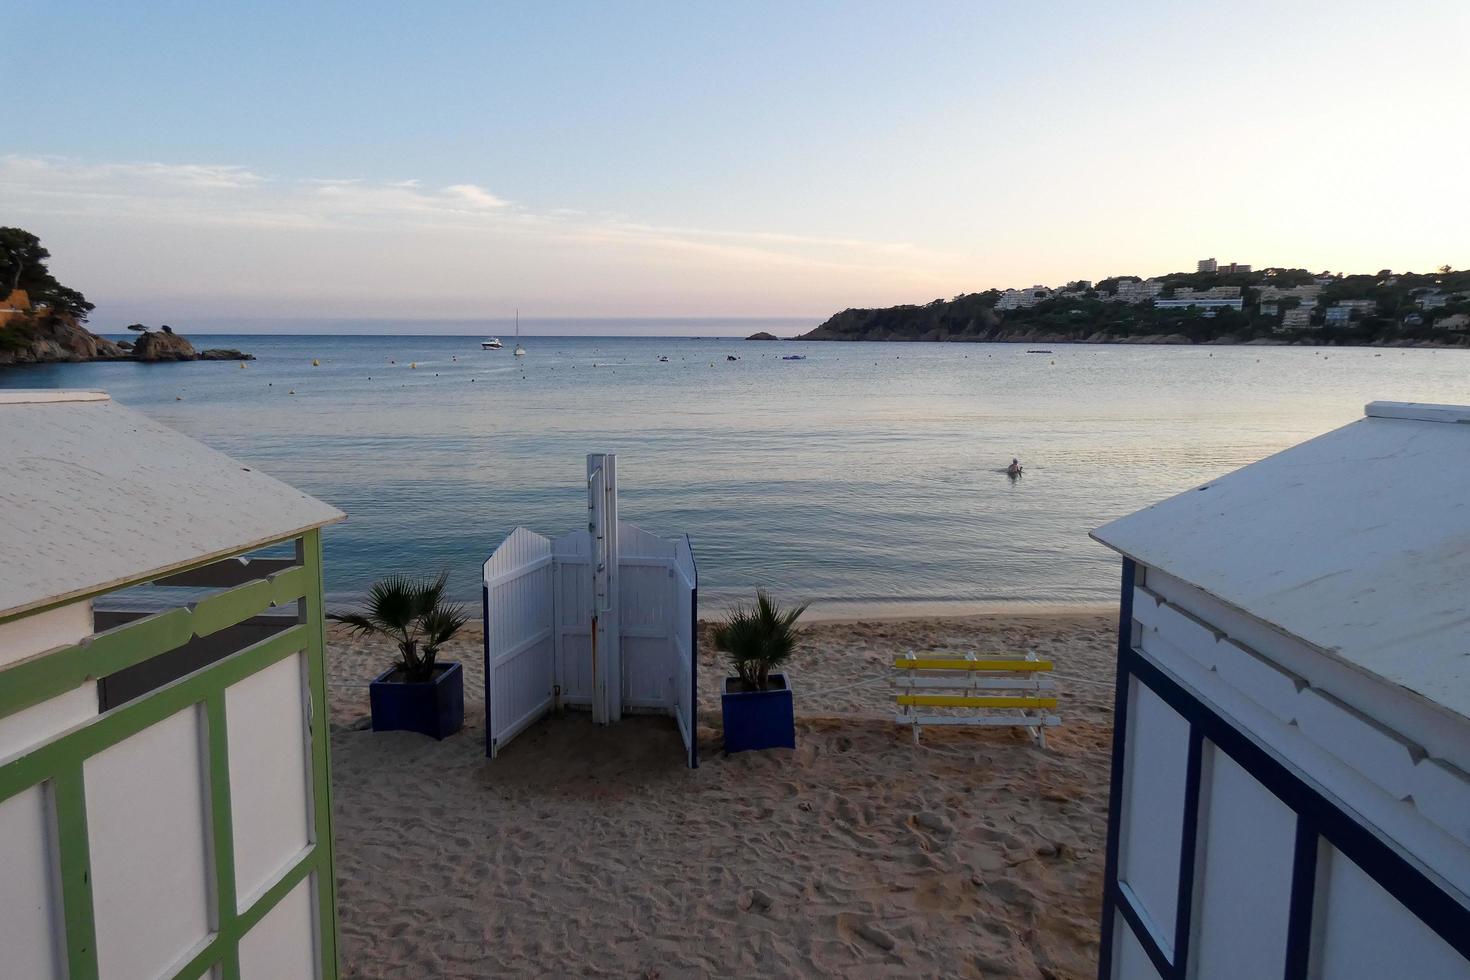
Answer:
782, 354, 807, 361
1026, 349, 1053, 354
513, 309, 526, 357
726, 354, 738, 361
658, 355, 669, 362
481, 337, 503, 350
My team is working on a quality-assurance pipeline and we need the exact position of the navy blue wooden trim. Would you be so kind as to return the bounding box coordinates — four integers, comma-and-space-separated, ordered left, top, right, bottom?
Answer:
1113, 881, 1176, 978
1123, 644, 1470, 965
1284, 817, 1319, 979
1097, 557, 1137, 980
482, 580, 492, 758
1171, 726, 1205, 975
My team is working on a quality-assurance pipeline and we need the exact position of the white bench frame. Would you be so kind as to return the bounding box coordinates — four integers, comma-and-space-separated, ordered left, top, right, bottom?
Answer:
893, 649, 1061, 748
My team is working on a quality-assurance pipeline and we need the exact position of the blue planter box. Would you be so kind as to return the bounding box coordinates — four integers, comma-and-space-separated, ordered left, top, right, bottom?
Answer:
721, 673, 796, 753
368, 661, 464, 740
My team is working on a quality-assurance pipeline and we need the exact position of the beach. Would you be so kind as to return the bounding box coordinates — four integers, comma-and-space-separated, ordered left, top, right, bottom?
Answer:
327, 609, 1117, 978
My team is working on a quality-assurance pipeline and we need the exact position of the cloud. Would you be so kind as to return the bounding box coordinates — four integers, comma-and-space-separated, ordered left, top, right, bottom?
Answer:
0, 154, 976, 315
443, 183, 507, 209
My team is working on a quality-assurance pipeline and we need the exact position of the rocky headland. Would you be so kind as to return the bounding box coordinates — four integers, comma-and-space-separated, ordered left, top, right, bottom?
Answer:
0, 315, 252, 367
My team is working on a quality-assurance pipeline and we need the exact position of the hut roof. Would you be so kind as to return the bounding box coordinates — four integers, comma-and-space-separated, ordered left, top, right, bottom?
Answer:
0, 391, 344, 619
1093, 401, 1470, 720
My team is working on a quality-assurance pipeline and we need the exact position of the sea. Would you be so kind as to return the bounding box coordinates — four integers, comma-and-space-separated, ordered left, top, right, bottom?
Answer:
4, 333, 1466, 614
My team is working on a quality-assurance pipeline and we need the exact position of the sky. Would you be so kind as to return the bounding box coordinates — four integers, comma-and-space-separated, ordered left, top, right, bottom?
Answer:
6, 0, 1468, 333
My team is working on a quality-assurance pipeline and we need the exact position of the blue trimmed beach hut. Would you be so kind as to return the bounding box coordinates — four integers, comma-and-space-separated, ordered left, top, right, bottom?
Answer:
1091, 400, 1470, 980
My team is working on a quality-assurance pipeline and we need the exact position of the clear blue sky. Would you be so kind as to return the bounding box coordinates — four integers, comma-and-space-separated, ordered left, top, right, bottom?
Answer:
7, 0, 1467, 332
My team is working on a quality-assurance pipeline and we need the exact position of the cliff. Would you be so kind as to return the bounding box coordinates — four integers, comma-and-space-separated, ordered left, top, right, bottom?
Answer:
0, 312, 126, 365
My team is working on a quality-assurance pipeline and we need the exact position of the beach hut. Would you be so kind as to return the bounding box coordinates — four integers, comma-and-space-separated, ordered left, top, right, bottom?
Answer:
483, 454, 699, 766
0, 390, 345, 979
1090, 401, 1470, 979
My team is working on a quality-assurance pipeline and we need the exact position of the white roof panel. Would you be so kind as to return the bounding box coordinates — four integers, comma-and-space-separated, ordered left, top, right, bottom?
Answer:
0, 391, 344, 618
1093, 401, 1470, 720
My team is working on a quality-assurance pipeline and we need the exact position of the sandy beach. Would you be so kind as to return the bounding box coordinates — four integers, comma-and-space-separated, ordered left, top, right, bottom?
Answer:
327, 610, 1117, 978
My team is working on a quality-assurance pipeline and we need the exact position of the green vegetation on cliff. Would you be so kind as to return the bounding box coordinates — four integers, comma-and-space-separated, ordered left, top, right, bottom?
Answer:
801, 267, 1470, 346
1, 227, 95, 320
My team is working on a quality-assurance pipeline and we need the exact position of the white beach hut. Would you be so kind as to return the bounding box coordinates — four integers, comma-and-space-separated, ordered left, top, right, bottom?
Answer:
482, 454, 699, 766
1090, 401, 1470, 979
0, 390, 345, 979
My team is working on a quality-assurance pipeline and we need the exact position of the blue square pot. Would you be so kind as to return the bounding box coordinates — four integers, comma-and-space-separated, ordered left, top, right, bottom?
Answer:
368, 661, 464, 740
721, 673, 795, 753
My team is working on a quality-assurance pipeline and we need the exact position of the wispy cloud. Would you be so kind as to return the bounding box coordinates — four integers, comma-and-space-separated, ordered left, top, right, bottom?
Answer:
0, 154, 980, 318
0, 154, 963, 273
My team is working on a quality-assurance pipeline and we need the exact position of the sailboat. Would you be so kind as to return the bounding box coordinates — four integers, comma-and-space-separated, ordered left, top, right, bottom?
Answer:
513, 309, 526, 357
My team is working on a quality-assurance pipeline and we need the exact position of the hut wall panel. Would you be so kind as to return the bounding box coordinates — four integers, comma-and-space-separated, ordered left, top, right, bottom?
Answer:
225, 651, 312, 908
0, 685, 97, 762
236, 875, 318, 980
84, 705, 212, 980
1118, 678, 1191, 944
0, 785, 64, 980
1314, 844, 1467, 979
1146, 568, 1470, 774
0, 601, 97, 758
1112, 917, 1163, 980
1295, 687, 1421, 802
0, 600, 93, 668
1190, 745, 1295, 980
1209, 638, 1303, 725
1411, 757, 1470, 849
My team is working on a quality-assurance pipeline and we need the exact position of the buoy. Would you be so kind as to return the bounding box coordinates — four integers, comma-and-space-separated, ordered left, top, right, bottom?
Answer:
411, 362, 416, 369
312, 358, 320, 366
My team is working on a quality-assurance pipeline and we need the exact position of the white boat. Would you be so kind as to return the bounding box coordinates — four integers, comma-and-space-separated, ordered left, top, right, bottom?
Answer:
481, 337, 503, 350
513, 309, 526, 357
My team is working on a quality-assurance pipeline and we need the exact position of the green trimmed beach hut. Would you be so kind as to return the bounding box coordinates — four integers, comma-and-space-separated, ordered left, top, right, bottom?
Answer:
0, 390, 345, 979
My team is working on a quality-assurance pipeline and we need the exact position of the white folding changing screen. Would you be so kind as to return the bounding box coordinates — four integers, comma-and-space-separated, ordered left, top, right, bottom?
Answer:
482, 455, 698, 767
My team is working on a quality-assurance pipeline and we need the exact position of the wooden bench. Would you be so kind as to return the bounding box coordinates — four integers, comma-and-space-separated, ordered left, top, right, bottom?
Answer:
892, 650, 1060, 747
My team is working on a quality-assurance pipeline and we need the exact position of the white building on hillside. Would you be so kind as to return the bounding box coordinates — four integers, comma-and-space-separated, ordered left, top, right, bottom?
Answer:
996, 286, 1053, 310
1154, 286, 1243, 313
1325, 299, 1378, 326
1107, 279, 1164, 304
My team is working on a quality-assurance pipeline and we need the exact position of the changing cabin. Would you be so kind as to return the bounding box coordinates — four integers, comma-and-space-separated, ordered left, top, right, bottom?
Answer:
0, 390, 345, 979
1091, 401, 1470, 979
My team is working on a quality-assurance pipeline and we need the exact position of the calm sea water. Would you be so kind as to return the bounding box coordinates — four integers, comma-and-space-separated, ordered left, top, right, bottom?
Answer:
5, 334, 1466, 613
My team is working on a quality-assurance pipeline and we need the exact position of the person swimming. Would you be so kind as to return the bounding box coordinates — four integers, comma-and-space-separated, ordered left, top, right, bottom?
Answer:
1006, 458, 1023, 476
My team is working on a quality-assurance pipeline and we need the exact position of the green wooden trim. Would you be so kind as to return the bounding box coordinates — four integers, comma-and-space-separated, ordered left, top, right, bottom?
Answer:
0, 567, 308, 722
303, 529, 342, 979
166, 846, 323, 980
205, 694, 242, 980
0, 625, 306, 805
55, 767, 100, 980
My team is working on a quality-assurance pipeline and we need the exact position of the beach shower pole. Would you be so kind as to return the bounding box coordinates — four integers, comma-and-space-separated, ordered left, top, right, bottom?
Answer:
587, 453, 622, 724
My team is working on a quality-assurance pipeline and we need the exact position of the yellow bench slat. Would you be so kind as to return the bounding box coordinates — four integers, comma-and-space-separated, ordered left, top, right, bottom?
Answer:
895, 694, 1058, 709
892, 658, 1053, 672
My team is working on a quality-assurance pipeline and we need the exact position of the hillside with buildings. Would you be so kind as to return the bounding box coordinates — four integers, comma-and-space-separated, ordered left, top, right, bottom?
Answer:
801, 260, 1470, 346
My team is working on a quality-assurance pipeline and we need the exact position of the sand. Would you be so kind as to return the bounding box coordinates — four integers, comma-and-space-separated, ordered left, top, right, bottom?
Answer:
327, 611, 1117, 978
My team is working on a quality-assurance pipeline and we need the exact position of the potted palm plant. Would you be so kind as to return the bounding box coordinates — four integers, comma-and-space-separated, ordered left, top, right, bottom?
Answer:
714, 590, 807, 753
331, 572, 468, 740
